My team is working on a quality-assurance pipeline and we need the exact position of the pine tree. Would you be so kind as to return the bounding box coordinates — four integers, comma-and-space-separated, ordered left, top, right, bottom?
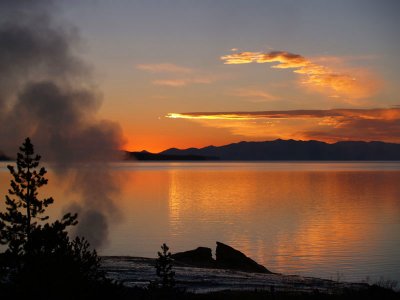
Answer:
155, 243, 175, 289
0, 137, 58, 255
0, 138, 114, 298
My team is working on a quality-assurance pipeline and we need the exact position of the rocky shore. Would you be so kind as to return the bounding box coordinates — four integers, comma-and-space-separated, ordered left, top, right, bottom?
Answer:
101, 242, 369, 294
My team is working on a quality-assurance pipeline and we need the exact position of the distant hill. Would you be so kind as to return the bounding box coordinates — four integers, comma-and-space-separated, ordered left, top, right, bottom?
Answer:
159, 139, 400, 161
4, 140, 400, 162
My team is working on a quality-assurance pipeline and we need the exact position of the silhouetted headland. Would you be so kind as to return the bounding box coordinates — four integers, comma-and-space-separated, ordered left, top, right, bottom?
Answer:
0, 152, 10, 161
125, 150, 218, 161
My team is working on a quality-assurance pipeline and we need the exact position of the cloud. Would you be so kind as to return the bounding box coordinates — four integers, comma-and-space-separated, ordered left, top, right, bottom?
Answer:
230, 88, 278, 102
137, 62, 223, 87
153, 79, 187, 87
167, 108, 400, 120
167, 112, 257, 120
221, 50, 380, 100
166, 108, 400, 142
136, 63, 193, 74
153, 76, 214, 87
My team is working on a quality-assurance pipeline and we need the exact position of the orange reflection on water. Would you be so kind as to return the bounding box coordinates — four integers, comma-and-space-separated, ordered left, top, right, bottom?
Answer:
274, 172, 399, 277
160, 166, 400, 281
1, 162, 400, 282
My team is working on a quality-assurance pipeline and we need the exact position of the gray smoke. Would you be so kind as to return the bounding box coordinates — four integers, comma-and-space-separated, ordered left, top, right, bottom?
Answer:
0, 1, 125, 248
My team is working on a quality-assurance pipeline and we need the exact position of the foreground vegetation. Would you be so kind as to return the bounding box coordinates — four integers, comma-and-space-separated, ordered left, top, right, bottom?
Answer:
0, 138, 119, 299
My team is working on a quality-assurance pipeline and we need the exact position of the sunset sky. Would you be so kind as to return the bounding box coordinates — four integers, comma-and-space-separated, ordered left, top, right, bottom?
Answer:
60, 0, 400, 152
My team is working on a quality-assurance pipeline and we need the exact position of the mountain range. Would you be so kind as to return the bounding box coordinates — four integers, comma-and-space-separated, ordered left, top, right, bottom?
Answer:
127, 139, 400, 161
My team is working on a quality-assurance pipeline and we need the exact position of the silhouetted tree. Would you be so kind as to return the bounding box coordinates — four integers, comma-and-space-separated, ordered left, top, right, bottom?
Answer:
0, 138, 116, 299
14, 221, 109, 298
155, 243, 175, 289
0, 138, 73, 255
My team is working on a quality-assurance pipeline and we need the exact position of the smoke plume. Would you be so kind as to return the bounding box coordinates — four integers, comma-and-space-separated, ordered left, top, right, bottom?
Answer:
0, 1, 125, 248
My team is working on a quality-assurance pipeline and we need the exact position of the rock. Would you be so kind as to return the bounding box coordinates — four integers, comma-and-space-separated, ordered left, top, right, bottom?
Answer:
172, 247, 215, 267
171, 243, 273, 273
215, 242, 271, 273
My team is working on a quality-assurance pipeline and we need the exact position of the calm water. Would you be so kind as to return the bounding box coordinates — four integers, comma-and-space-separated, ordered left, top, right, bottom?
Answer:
1, 162, 400, 284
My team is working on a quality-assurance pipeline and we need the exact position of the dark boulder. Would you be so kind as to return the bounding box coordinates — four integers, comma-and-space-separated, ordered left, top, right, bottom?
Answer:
215, 242, 271, 273
172, 247, 215, 267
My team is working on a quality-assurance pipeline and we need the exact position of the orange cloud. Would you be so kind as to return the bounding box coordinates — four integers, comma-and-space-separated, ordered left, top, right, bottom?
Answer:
231, 88, 278, 102
167, 108, 400, 120
221, 51, 380, 100
136, 63, 192, 74
137, 62, 222, 87
166, 108, 400, 142
153, 76, 214, 87
153, 79, 187, 87
166, 112, 257, 120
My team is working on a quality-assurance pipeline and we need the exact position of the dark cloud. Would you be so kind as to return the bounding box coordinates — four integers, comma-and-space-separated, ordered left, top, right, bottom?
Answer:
303, 117, 400, 142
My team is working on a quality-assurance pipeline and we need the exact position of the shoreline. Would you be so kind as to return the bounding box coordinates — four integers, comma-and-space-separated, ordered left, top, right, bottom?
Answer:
101, 256, 370, 294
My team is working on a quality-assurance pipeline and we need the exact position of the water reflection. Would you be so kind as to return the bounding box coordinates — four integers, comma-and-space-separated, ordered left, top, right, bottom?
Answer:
152, 164, 400, 282
1, 162, 399, 282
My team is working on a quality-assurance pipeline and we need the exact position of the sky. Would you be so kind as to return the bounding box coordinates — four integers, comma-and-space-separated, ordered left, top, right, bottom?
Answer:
57, 0, 400, 152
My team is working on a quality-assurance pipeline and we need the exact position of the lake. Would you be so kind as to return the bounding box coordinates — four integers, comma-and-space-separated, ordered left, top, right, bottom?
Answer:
1, 161, 400, 284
